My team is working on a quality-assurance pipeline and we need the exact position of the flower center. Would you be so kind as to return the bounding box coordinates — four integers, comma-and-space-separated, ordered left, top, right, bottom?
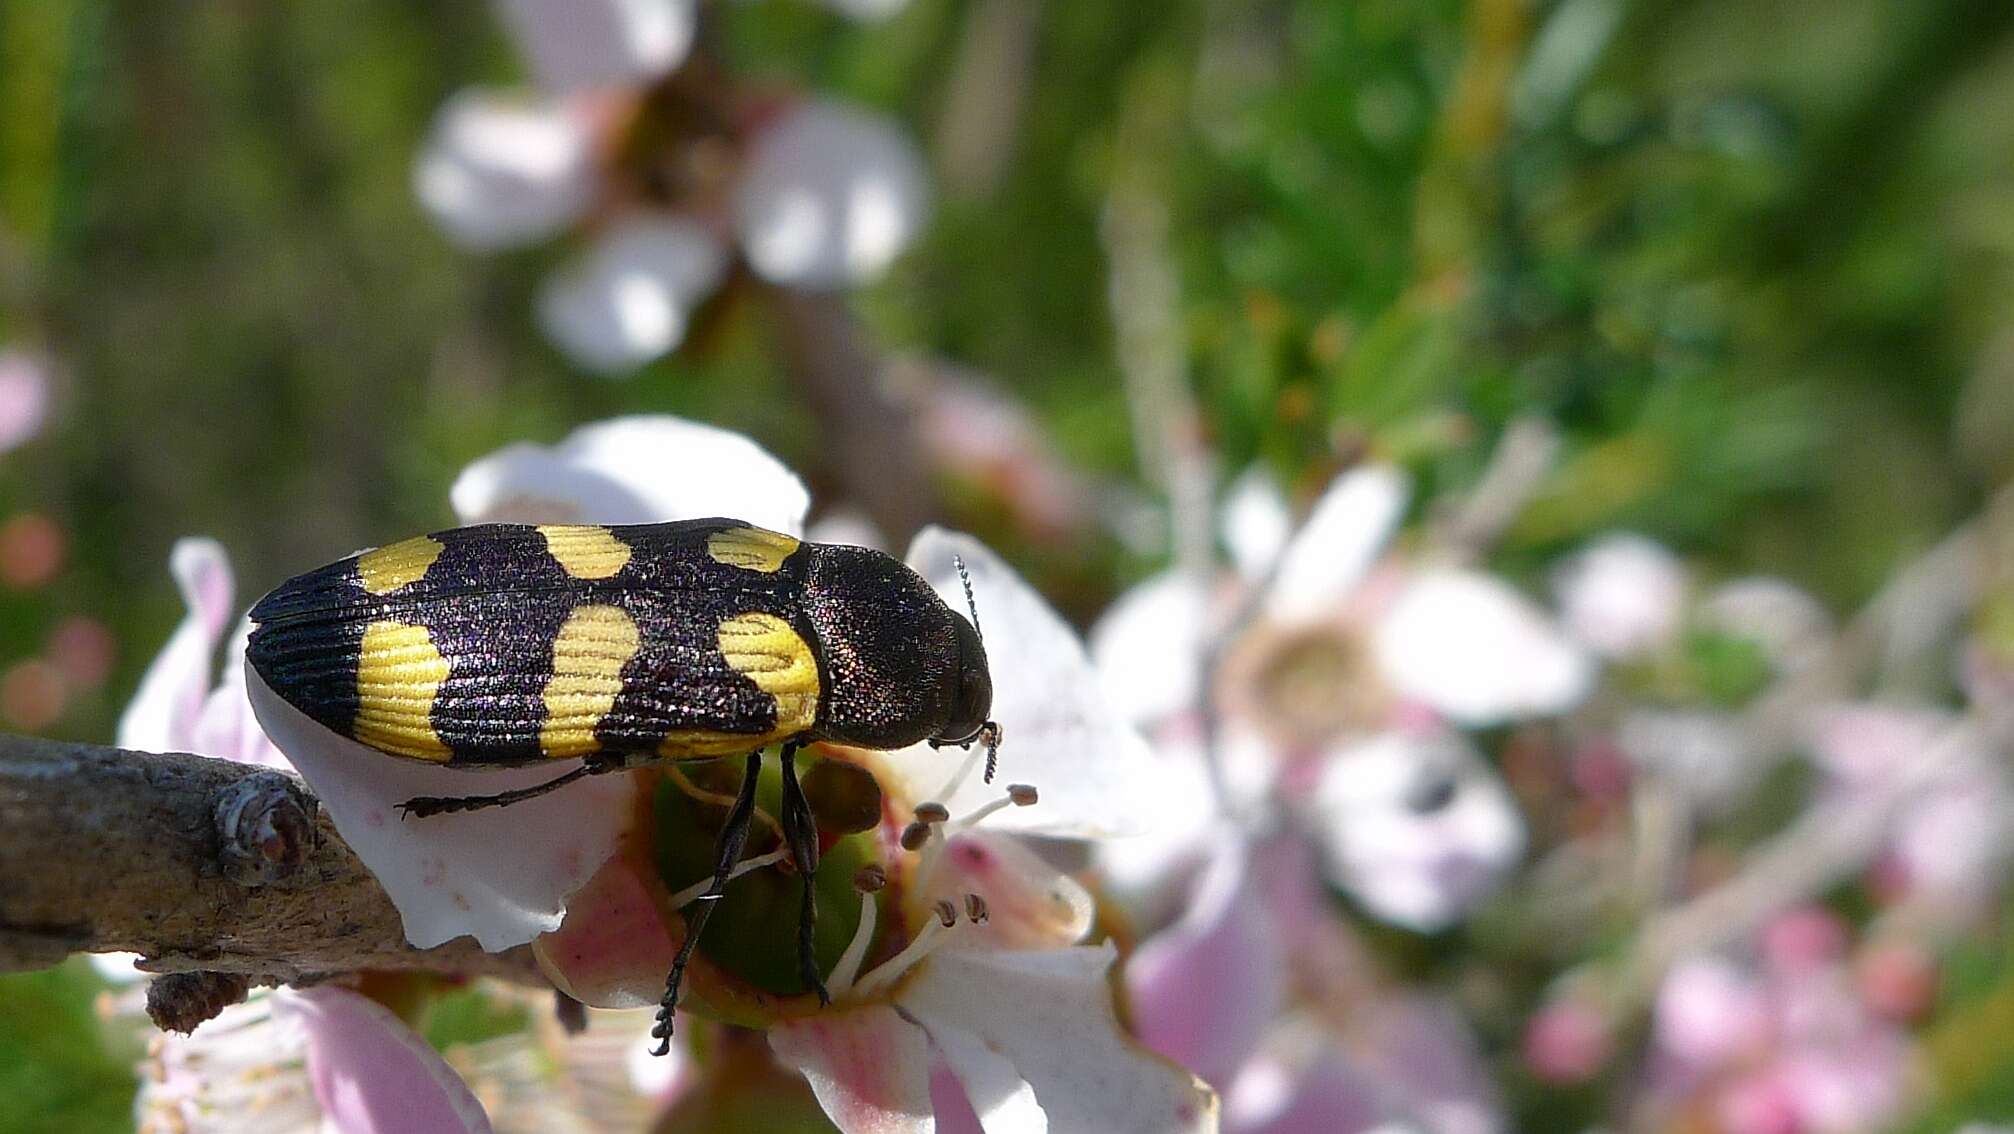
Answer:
1246, 626, 1387, 750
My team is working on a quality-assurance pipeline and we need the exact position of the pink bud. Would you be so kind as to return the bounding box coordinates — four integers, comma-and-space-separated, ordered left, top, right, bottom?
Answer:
1522, 1000, 1611, 1084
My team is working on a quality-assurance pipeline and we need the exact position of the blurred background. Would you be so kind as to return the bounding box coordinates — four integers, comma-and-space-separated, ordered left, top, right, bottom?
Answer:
4, 0, 2014, 1130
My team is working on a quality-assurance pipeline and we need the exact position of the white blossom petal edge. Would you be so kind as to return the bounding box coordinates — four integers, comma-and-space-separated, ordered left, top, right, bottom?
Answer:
1267, 464, 1408, 621
247, 667, 633, 951
879, 528, 1163, 838
451, 414, 810, 533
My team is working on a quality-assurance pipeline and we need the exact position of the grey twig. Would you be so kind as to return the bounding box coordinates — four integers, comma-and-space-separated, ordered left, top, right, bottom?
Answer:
0, 735, 540, 1019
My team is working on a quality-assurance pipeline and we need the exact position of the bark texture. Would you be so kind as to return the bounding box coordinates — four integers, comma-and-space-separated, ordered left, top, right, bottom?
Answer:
0, 735, 537, 990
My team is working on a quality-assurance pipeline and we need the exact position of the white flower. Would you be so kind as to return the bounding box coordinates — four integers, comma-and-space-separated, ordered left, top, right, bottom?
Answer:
137, 986, 491, 1134
734, 100, 930, 290
1551, 533, 1688, 660
1090, 462, 1586, 927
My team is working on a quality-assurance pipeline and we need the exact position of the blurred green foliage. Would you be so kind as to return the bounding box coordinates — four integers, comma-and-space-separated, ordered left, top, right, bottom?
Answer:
5, 0, 2014, 1129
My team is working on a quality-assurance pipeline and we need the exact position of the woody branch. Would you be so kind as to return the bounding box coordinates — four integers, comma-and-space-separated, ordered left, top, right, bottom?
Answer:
0, 735, 541, 1023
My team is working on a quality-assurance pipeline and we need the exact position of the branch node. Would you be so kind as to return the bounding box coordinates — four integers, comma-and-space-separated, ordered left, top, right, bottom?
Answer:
146, 970, 252, 1034
212, 770, 317, 886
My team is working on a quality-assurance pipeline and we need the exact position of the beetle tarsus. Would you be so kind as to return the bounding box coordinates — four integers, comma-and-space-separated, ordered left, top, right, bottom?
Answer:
779, 743, 831, 1006
653, 750, 764, 1053
395, 762, 600, 819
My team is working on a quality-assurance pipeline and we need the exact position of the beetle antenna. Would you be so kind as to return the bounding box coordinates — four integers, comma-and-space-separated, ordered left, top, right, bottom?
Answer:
952, 553, 1001, 784
953, 553, 982, 642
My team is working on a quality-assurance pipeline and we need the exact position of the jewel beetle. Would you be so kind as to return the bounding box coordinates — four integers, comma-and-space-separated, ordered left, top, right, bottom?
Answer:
245, 516, 1000, 1052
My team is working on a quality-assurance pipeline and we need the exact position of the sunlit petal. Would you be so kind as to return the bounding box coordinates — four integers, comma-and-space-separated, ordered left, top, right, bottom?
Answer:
119, 538, 235, 754
451, 414, 810, 534
412, 89, 596, 251
882, 529, 1161, 838
921, 831, 1094, 951
897, 945, 1217, 1134
1374, 567, 1592, 724
735, 101, 929, 289
275, 986, 492, 1134
538, 214, 729, 374
247, 667, 634, 951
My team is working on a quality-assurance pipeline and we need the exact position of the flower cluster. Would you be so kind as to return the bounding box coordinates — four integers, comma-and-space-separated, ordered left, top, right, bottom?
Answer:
415, 0, 928, 373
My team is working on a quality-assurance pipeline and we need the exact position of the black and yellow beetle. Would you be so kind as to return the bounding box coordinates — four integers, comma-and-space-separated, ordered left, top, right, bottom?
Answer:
245, 516, 1000, 1052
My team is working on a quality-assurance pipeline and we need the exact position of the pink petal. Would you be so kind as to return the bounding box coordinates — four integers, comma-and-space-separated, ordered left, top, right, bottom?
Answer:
191, 619, 292, 769
770, 1006, 936, 1134
533, 851, 677, 1008
734, 100, 929, 289
1653, 957, 1771, 1071
247, 667, 634, 951
119, 538, 236, 754
1128, 839, 1284, 1088
1222, 1047, 1384, 1134
275, 986, 492, 1134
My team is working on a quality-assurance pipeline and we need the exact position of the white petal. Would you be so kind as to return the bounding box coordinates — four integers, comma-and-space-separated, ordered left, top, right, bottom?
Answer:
1092, 734, 1227, 900
884, 529, 1162, 838
1088, 570, 1211, 727
1267, 465, 1407, 620
538, 214, 728, 373
413, 89, 596, 251
1220, 468, 1292, 583
898, 945, 1217, 1134
0, 348, 50, 455
451, 414, 809, 533
823, 0, 910, 19
922, 831, 1094, 951
734, 101, 929, 289
929, 1024, 1047, 1133
770, 1006, 937, 1134
119, 538, 235, 754
495, 0, 695, 94
1550, 533, 1687, 659
1698, 577, 1834, 674
1310, 733, 1525, 932
247, 667, 633, 951
1373, 568, 1593, 724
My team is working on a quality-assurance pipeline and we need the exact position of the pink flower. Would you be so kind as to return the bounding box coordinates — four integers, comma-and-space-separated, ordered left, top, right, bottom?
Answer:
136, 986, 489, 1134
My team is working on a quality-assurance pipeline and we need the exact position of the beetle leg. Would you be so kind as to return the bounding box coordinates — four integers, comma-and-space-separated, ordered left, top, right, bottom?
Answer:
395, 761, 607, 819
778, 742, 831, 1006
652, 749, 764, 1055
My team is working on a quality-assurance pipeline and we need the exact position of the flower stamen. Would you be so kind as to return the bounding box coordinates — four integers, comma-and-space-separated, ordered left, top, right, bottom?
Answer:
665, 846, 789, 909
